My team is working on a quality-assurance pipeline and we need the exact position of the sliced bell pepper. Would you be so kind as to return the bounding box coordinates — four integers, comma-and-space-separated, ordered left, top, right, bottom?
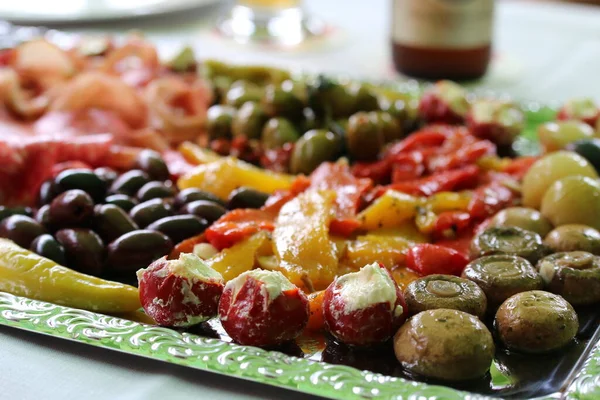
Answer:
206, 231, 272, 281
358, 190, 421, 231
380, 165, 480, 197
205, 208, 276, 250
0, 238, 140, 313
273, 190, 338, 291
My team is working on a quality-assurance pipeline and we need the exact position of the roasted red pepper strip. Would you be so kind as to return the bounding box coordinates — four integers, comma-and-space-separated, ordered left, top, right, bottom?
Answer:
170, 233, 206, 259
205, 209, 276, 250
434, 231, 475, 258
468, 181, 518, 221
310, 162, 373, 236
501, 156, 539, 180
431, 211, 472, 240
427, 140, 496, 172
384, 129, 448, 158
406, 243, 469, 276
379, 165, 480, 197
262, 175, 311, 214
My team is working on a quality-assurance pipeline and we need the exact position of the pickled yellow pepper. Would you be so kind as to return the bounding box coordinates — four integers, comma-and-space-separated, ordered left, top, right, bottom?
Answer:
0, 239, 141, 313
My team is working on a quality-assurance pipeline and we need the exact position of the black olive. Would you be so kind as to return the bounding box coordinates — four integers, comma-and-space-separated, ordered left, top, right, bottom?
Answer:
129, 198, 174, 228
136, 181, 177, 202
55, 228, 105, 276
227, 187, 269, 210
29, 234, 67, 265
174, 188, 226, 208
106, 230, 173, 275
104, 194, 139, 213
55, 169, 108, 202
180, 200, 227, 224
146, 215, 208, 244
48, 189, 95, 229
0, 215, 46, 248
110, 170, 151, 196
135, 150, 170, 181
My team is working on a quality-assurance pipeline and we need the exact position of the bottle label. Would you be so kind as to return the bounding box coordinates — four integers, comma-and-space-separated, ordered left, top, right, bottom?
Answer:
392, 0, 494, 49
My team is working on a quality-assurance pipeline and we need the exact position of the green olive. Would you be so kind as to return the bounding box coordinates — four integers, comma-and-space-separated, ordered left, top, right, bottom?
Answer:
404, 274, 487, 319
541, 175, 600, 230
544, 224, 600, 254
261, 82, 304, 120
538, 121, 595, 152
495, 290, 578, 353
348, 83, 379, 112
231, 101, 268, 139
166, 46, 196, 73
206, 105, 236, 140
462, 255, 543, 309
470, 226, 548, 263
374, 111, 403, 143
345, 112, 385, 161
261, 117, 300, 150
566, 138, 600, 173
489, 207, 553, 237
380, 97, 420, 132
289, 129, 342, 175
224, 80, 263, 107
522, 151, 598, 209
537, 251, 600, 305
308, 77, 356, 119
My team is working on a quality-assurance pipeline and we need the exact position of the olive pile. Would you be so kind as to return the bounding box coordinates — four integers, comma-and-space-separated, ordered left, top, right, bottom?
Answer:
0, 150, 270, 283
206, 76, 420, 174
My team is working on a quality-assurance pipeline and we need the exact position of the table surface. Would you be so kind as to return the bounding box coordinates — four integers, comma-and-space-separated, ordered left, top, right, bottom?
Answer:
2, 1, 600, 400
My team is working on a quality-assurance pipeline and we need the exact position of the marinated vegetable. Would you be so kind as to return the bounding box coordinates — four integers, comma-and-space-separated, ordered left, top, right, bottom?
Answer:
394, 309, 495, 381
323, 263, 407, 346
537, 251, 600, 305
540, 176, 600, 231
418, 80, 469, 124
470, 227, 548, 263
137, 253, 225, 327
557, 98, 600, 127
462, 254, 543, 309
544, 224, 600, 255
404, 274, 487, 319
466, 99, 524, 146
0, 238, 140, 313
538, 121, 595, 152
495, 290, 578, 353
218, 269, 309, 346
489, 207, 553, 237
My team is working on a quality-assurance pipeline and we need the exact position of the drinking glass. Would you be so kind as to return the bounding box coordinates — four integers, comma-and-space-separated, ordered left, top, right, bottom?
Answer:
217, 0, 326, 46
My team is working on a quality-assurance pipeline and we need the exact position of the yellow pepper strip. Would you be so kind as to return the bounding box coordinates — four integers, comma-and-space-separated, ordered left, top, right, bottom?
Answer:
344, 226, 427, 270
477, 155, 512, 171
207, 231, 272, 281
0, 239, 141, 313
358, 190, 421, 231
390, 267, 421, 291
273, 190, 338, 291
178, 141, 222, 165
427, 191, 471, 213
178, 157, 294, 200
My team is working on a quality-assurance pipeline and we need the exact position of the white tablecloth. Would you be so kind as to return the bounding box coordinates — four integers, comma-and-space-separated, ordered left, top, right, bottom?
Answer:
1, 1, 600, 399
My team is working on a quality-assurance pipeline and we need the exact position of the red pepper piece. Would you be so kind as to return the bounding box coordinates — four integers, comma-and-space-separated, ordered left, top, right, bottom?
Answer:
406, 243, 469, 276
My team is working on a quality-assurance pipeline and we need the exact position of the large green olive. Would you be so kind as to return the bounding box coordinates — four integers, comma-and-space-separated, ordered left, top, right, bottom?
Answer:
227, 187, 269, 210
29, 234, 66, 265
129, 199, 174, 228
462, 255, 543, 309
231, 101, 268, 139
394, 309, 494, 381
261, 84, 304, 121
0, 215, 46, 248
541, 176, 600, 230
489, 207, 554, 237
566, 138, 600, 173
345, 112, 385, 161
106, 230, 173, 275
374, 111, 403, 143
348, 83, 379, 112
93, 204, 139, 243
55, 228, 105, 276
224, 80, 263, 107
522, 151, 598, 209
538, 120, 595, 152
134, 150, 170, 181
49, 190, 95, 229
544, 224, 600, 254
537, 251, 600, 306
404, 274, 487, 319
55, 169, 107, 202
470, 226, 548, 264
136, 181, 176, 202
380, 97, 421, 132
110, 170, 151, 197
308, 77, 356, 119
289, 129, 342, 175
261, 117, 300, 149
495, 290, 578, 353
206, 105, 236, 140
146, 215, 208, 244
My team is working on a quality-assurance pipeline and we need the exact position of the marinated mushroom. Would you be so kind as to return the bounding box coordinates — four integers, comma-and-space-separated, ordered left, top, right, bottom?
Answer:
495, 290, 578, 353
538, 121, 595, 152
489, 207, 553, 237
537, 251, 600, 306
404, 274, 487, 319
540, 175, 600, 231
462, 255, 543, 309
521, 151, 598, 209
470, 226, 548, 263
394, 309, 495, 381
544, 224, 600, 255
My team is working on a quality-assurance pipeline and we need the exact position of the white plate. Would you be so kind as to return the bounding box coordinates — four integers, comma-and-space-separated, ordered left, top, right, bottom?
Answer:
0, 0, 223, 24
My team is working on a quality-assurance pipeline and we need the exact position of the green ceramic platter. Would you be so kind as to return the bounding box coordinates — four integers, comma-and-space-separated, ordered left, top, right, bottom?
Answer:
0, 87, 598, 400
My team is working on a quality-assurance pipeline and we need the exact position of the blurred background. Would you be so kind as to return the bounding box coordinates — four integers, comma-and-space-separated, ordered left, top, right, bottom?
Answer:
0, 0, 598, 102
